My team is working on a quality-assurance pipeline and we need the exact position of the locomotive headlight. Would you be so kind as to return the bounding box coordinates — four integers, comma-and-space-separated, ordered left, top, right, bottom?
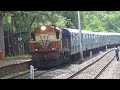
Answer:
52, 48, 55, 50
41, 26, 46, 31
35, 49, 38, 51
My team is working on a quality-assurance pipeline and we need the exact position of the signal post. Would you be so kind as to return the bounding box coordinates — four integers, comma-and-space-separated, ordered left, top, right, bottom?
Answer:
78, 11, 83, 60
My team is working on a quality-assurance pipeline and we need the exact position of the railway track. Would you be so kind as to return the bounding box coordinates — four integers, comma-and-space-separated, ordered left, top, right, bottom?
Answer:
94, 55, 115, 79
8, 58, 76, 79
6, 48, 115, 79
67, 49, 115, 79
8, 66, 59, 79
34, 49, 115, 79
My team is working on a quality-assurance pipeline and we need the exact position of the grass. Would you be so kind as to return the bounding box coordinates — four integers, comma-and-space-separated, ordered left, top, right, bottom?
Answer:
5, 54, 32, 60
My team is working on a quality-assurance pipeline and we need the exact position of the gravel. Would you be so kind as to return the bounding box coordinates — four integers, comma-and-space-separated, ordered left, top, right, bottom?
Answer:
13, 70, 48, 79
98, 59, 120, 79
36, 48, 115, 79
71, 51, 115, 79
53, 49, 115, 79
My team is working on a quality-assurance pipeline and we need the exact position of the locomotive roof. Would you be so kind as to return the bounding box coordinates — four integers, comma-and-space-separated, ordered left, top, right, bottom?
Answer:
63, 28, 79, 33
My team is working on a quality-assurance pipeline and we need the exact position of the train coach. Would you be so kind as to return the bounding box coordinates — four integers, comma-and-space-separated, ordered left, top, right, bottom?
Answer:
29, 25, 120, 69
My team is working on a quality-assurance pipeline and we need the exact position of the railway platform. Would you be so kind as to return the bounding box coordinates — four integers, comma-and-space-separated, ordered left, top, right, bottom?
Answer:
0, 58, 31, 79
0, 59, 31, 68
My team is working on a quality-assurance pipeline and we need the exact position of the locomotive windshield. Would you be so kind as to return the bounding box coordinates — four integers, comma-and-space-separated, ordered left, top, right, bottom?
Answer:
31, 32, 35, 41
56, 31, 59, 39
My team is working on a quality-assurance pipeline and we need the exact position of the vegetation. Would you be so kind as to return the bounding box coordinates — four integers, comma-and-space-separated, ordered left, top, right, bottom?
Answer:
2, 11, 120, 56
5, 55, 31, 60
3, 11, 120, 33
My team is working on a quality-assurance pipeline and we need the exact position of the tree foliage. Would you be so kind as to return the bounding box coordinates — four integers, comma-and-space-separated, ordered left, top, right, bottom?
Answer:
3, 11, 120, 33
81, 11, 120, 33
3, 11, 120, 56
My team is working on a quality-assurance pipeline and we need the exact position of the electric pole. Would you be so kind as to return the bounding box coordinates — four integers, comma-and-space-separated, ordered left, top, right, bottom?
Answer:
0, 11, 5, 60
77, 11, 83, 60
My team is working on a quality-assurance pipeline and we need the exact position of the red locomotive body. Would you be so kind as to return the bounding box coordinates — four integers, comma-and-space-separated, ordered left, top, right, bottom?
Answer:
30, 25, 62, 69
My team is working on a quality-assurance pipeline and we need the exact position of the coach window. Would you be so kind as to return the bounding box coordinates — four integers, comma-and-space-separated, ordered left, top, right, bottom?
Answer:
72, 33, 74, 39
77, 34, 79, 39
87, 35, 89, 43
85, 35, 86, 43
82, 34, 84, 39
71, 33, 72, 39
93, 35, 94, 43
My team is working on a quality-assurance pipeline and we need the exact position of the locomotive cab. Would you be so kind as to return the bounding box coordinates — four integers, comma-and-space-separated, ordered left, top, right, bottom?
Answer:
31, 31, 35, 41
30, 25, 63, 69
30, 25, 61, 52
